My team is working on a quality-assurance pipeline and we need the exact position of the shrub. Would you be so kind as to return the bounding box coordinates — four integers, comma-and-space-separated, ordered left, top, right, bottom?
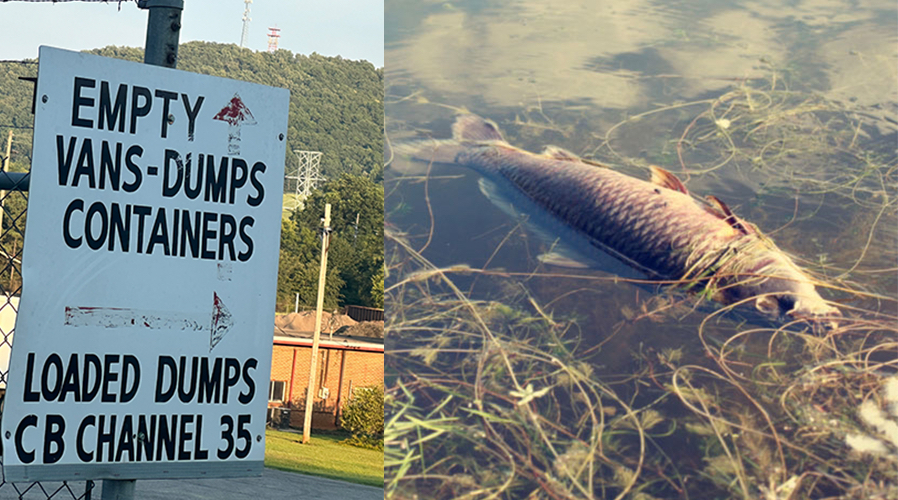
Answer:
340, 385, 384, 449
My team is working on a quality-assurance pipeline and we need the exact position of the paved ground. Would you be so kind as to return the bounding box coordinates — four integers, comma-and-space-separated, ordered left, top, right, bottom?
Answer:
0, 469, 383, 499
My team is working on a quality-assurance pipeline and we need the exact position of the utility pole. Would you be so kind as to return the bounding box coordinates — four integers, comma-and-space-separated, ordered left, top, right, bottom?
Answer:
101, 2, 183, 499
302, 203, 331, 443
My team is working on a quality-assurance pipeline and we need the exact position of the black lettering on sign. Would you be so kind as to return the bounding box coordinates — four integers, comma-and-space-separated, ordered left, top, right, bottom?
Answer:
239, 358, 256, 404
155, 356, 176, 403
238, 217, 254, 262
195, 415, 209, 460
147, 208, 170, 256
63, 199, 84, 248
15, 415, 38, 464
101, 355, 120, 403
98, 82, 128, 133
154, 89, 179, 139
23, 352, 39, 402
229, 158, 248, 204
181, 94, 204, 141
41, 353, 63, 401
121, 355, 141, 403
99, 141, 123, 190
156, 415, 176, 461
97, 414, 116, 462
247, 162, 266, 206
201, 212, 218, 260
56, 135, 77, 186
72, 77, 96, 129
123, 144, 143, 192
116, 415, 134, 462
77, 415, 96, 462
185, 153, 202, 199
218, 214, 237, 262
83, 354, 103, 401
43, 414, 65, 464
162, 149, 183, 197
198, 357, 222, 403
137, 414, 157, 462
204, 155, 228, 203
129, 86, 152, 135
178, 415, 194, 460
85, 201, 109, 251
59, 353, 81, 402
133, 205, 152, 252
177, 356, 199, 403
73, 137, 96, 188
109, 203, 132, 252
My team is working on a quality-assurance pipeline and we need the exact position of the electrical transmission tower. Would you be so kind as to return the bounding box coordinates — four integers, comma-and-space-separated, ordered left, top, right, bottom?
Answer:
239, 0, 252, 48
267, 26, 281, 53
283, 150, 324, 210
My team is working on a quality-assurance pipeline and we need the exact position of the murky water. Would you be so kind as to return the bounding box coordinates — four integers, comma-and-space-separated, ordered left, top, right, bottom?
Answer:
385, 0, 897, 497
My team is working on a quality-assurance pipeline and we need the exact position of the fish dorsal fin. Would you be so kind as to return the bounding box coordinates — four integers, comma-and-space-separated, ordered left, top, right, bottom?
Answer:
649, 165, 689, 195
452, 114, 506, 142
542, 145, 581, 161
706, 195, 752, 235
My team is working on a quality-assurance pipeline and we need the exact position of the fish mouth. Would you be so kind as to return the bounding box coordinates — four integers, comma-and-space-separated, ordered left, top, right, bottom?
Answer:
786, 306, 842, 333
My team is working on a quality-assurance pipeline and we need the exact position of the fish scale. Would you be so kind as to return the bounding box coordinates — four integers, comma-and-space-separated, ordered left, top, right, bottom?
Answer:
463, 146, 738, 279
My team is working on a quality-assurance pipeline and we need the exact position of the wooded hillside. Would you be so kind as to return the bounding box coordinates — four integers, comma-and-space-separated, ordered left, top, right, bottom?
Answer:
0, 41, 383, 180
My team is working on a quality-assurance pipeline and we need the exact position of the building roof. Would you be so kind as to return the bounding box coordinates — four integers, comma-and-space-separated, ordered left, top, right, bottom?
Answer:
273, 327, 384, 353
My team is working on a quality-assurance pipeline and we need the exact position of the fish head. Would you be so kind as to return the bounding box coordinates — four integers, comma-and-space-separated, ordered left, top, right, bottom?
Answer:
753, 288, 842, 333
745, 257, 842, 332
717, 242, 841, 332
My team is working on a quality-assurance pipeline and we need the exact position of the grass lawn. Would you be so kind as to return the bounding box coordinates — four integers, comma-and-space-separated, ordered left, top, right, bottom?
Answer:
264, 428, 383, 487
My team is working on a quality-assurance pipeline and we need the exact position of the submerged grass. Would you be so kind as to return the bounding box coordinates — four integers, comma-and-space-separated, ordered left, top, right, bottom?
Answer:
385, 73, 897, 499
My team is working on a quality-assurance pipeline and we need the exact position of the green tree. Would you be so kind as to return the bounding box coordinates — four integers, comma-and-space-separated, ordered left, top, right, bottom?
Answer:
340, 385, 384, 450
279, 174, 383, 311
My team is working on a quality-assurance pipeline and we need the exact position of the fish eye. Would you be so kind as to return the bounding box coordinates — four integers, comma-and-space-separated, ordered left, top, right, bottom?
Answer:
777, 295, 797, 314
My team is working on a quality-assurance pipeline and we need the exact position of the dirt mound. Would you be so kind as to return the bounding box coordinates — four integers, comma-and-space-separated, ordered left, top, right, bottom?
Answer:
275, 311, 357, 333
340, 321, 384, 339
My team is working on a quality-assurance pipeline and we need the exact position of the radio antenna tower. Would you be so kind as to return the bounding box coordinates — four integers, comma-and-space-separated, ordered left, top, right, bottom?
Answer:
284, 150, 324, 210
267, 26, 281, 53
239, 0, 252, 48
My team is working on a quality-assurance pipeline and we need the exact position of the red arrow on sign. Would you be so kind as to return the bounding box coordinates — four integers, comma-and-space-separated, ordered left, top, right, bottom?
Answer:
213, 93, 257, 156
64, 292, 234, 351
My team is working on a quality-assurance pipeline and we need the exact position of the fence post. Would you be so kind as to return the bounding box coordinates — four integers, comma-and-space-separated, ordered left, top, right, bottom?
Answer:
101, 2, 183, 498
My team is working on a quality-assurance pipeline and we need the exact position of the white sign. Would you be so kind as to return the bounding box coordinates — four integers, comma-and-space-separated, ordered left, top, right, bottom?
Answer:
2, 47, 288, 482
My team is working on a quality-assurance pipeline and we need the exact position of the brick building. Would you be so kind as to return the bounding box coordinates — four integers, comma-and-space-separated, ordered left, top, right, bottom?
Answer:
268, 326, 383, 430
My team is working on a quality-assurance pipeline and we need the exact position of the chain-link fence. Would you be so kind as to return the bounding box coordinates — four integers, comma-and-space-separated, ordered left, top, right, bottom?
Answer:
0, 171, 94, 499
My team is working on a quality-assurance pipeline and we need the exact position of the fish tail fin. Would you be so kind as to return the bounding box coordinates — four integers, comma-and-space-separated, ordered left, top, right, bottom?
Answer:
392, 138, 467, 165
394, 114, 507, 165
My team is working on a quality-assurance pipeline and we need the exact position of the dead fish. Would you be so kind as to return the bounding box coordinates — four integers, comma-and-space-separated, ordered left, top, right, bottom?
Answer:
398, 114, 841, 330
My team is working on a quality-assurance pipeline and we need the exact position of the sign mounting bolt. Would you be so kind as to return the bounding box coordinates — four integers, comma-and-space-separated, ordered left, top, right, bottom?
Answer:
279, 133, 284, 141
41, 95, 48, 103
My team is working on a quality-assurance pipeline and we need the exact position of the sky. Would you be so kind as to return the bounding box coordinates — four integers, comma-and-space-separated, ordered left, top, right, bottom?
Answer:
0, 0, 384, 67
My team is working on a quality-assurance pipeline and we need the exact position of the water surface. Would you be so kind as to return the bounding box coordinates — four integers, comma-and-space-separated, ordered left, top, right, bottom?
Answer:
385, 1, 897, 497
